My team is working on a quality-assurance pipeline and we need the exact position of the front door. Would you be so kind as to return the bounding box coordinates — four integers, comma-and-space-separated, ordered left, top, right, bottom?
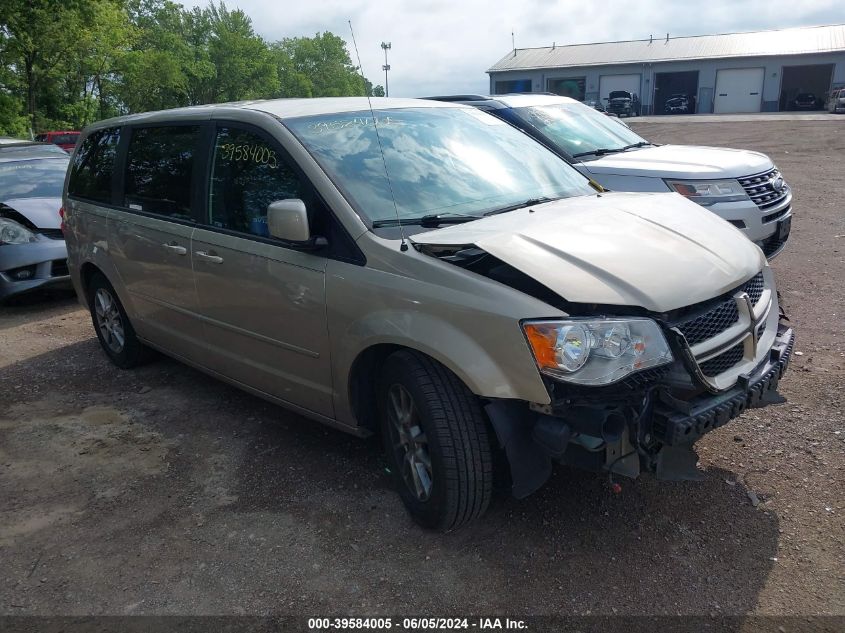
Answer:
191, 124, 333, 417
108, 124, 205, 360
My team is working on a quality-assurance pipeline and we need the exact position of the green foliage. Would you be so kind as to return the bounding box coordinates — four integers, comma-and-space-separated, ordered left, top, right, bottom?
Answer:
0, 0, 380, 134
273, 32, 369, 98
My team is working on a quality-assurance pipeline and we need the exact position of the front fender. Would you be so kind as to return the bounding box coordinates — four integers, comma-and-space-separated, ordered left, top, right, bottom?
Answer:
327, 257, 558, 428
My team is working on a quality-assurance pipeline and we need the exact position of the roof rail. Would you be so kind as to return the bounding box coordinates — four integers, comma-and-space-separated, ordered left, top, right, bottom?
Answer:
422, 95, 491, 102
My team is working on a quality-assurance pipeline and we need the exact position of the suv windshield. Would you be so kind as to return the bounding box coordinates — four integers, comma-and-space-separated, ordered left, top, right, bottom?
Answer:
609, 91, 631, 99
0, 157, 69, 200
285, 107, 593, 224
511, 103, 648, 158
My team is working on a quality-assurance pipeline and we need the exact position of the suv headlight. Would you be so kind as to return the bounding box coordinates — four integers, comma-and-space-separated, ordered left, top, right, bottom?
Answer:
522, 318, 673, 386
0, 217, 36, 245
665, 179, 747, 204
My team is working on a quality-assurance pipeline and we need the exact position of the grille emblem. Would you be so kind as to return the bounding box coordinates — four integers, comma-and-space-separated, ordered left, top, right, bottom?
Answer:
771, 176, 784, 192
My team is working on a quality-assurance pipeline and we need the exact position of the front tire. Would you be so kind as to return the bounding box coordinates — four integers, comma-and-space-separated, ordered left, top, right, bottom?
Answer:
378, 350, 493, 531
87, 273, 150, 369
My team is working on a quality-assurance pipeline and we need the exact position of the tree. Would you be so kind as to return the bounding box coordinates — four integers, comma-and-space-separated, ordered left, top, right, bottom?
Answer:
0, 1, 380, 131
0, 0, 88, 129
273, 32, 368, 98
203, 2, 278, 102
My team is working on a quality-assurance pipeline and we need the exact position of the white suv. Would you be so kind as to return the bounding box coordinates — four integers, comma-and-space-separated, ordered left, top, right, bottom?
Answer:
430, 94, 792, 259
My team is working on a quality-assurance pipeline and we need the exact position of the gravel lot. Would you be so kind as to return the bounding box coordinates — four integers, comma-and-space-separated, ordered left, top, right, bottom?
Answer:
1, 117, 843, 618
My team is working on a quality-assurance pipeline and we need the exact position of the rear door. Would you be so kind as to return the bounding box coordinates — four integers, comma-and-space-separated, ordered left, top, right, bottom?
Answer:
108, 124, 206, 361
190, 123, 334, 416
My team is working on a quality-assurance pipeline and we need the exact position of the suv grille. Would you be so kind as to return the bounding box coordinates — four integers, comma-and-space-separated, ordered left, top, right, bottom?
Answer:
700, 343, 745, 377
677, 273, 765, 346
738, 168, 789, 210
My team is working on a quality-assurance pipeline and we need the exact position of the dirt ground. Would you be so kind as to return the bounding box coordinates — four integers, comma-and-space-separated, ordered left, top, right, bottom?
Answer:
1, 118, 843, 618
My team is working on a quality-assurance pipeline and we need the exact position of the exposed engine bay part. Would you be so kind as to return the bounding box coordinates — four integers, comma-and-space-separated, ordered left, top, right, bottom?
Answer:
415, 243, 565, 308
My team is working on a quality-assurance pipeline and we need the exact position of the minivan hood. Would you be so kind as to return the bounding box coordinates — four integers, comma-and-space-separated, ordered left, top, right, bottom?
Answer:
0, 197, 62, 229
411, 192, 764, 313
584, 144, 772, 179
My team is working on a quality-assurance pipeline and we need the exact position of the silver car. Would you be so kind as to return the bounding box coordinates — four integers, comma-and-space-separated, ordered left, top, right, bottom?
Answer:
0, 142, 71, 301
64, 98, 795, 530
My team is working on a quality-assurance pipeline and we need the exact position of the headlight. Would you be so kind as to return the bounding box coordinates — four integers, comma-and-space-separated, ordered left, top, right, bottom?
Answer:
665, 179, 747, 204
522, 318, 673, 386
0, 217, 36, 245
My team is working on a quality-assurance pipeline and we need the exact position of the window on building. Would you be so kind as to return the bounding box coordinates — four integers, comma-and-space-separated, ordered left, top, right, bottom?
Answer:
495, 79, 532, 94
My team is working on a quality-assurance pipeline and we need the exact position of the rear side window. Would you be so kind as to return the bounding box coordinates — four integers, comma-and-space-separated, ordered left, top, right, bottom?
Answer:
67, 127, 121, 203
124, 126, 200, 220
209, 127, 303, 236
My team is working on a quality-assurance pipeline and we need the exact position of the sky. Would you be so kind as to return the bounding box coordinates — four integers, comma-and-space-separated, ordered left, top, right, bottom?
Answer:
180, 0, 844, 97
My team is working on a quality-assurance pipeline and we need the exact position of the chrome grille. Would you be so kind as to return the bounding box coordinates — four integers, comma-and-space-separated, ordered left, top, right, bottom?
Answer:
738, 168, 789, 210
700, 343, 745, 377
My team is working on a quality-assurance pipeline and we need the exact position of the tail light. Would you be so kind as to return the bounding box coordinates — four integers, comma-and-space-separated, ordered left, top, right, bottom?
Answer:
59, 207, 66, 233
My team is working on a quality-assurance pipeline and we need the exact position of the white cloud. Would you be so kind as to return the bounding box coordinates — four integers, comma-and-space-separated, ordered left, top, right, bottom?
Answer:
180, 0, 843, 97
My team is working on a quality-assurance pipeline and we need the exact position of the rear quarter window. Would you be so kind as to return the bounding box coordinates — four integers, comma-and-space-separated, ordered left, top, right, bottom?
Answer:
67, 128, 121, 203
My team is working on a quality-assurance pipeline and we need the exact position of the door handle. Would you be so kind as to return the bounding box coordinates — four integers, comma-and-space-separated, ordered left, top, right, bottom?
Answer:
195, 250, 223, 264
162, 242, 187, 256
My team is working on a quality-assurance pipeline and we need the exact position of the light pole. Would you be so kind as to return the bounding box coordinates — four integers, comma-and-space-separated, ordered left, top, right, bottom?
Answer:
381, 42, 391, 97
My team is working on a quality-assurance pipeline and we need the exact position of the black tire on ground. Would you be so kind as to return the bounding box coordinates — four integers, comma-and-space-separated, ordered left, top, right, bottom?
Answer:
87, 272, 150, 369
378, 350, 493, 531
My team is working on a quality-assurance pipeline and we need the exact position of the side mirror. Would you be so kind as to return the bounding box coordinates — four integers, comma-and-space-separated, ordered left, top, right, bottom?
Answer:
267, 199, 328, 250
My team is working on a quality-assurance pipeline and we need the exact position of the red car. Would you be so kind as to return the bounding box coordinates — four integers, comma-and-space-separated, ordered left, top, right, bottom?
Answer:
34, 130, 80, 152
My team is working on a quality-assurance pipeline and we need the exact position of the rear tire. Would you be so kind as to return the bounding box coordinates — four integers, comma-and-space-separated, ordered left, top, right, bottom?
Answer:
378, 350, 493, 531
87, 272, 150, 369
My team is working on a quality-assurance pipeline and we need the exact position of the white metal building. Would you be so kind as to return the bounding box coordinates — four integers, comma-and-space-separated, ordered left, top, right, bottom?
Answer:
487, 24, 845, 114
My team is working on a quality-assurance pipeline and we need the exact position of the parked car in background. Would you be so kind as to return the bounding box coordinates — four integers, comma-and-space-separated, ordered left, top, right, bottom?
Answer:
427, 94, 792, 259
828, 87, 845, 113
34, 130, 80, 152
664, 93, 691, 114
791, 93, 821, 111
0, 141, 71, 301
65, 98, 794, 530
605, 90, 639, 117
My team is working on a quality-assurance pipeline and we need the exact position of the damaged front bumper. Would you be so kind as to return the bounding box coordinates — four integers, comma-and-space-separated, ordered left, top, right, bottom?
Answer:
486, 323, 795, 499
653, 324, 794, 445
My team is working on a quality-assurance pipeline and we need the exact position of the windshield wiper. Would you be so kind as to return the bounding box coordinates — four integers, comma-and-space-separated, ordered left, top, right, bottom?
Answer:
372, 213, 482, 228
572, 141, 651, 159
483, 196, 559, 217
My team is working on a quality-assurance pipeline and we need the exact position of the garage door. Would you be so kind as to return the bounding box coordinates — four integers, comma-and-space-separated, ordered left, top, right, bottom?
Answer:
714, 68, 764, 113
599, 74, 641, 102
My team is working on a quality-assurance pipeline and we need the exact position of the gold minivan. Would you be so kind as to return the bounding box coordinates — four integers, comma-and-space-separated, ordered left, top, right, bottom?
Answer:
64, 98, 794, 530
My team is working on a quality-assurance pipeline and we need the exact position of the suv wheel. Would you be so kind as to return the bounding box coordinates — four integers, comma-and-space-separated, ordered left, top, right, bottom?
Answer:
88, 273, 150, 369
378, 350, 493, 531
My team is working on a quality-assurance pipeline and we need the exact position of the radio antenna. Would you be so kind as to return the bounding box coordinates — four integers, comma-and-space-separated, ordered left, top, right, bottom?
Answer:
348, 20, 408, 252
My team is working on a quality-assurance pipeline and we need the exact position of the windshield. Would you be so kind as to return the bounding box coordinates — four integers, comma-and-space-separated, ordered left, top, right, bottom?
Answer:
286, 107, 593, 224
511, 102, 648, 158
0, 157, 69, 200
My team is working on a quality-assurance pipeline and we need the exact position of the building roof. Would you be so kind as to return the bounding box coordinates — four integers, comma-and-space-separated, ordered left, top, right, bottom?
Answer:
488, 23, 845, 73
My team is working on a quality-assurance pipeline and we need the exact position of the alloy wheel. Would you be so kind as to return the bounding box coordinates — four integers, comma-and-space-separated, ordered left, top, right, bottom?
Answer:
387, 383, 433, 501
94, 287, 125, 353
